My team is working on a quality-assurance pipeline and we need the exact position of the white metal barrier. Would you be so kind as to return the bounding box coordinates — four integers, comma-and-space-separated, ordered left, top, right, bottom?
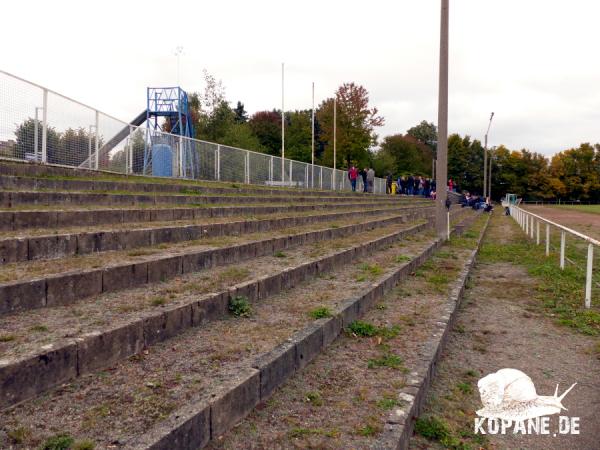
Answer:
509, 205, 599, 308
0, 69, 387, 193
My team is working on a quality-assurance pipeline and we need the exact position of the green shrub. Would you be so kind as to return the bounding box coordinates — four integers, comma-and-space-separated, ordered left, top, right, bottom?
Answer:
414, 416, 450, 441
229, 296, 251, 317
395, 255, 411, 263
310, 307, 332, 319
39, 434, 74, 450
347, 321, 378, 337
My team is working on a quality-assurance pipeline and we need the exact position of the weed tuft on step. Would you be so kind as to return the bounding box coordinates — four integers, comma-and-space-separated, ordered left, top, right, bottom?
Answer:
39, 434, 74, 450
309, 307, 332, 319
229, 295, 252, 317
305, 391, 323, 406
7, 426, 29, 444
150, 296, 166, 307
368, 353, 407, 371
347, 320, 378, 337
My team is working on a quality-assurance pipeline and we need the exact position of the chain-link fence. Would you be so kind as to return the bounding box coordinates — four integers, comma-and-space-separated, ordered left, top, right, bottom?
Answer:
0, 69, 386, 193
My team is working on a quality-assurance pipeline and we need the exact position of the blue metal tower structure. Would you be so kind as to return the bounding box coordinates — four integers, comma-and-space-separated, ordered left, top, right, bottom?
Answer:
143, 87, 196, 178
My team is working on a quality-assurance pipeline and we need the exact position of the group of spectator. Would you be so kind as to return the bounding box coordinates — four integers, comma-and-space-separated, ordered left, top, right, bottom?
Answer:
347, 165, 441, 198
385, 175, 437, 198
347, 166, 376, 193
461, 192, 493, 212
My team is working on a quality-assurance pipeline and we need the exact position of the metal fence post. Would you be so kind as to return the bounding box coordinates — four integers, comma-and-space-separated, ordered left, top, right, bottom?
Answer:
245, 150, 250, 184
560, 231, 565, 269
545, 224, 550, 256
585, 244, 593, 308
218, 145, 222, 181
305, 165, 308, 188
215, 145, 219, 180
289, 160, 292, 186
536, 220, 540, 245
41, 89, 48, 163
34, 107, 42, 162
333, 169, 336, 191
525, 213, 529, 235
320, 167, 323, 189
94, 110, 99, 170
269, 155, 273, 182
128, 126, 133, 174
88, 125, 94, 170
531, 217, 535, 239
178, 137, 184, 178
124, 130, 129, 174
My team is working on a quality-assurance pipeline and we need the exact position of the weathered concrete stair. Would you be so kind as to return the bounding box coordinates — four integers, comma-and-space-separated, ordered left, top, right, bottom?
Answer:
0, 209, 433, 316
0, 204, 432, 263
0, 199, 429, 231
0, 219, 435, 410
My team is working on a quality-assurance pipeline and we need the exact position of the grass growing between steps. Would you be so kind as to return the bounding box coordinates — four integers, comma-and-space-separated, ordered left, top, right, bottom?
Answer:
0, 222, 440, 449
208, 213, 487, 449
478, 216, 600, 336
412, 368, 489, 450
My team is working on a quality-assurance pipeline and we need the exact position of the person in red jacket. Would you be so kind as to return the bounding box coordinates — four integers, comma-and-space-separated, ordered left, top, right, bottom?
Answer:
348, 165, 359, 192
448, 178, 454, 192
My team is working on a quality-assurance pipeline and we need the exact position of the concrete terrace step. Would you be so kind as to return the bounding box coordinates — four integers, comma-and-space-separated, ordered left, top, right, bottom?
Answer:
0, 174, 379, 199
0, 198, 429, 231
0, 214, 460, 448
0, 160, 389, 198
0, 204, 432, 264
0, 189, 404, 209
0, 220, 434, 410
0, 209, 434, 315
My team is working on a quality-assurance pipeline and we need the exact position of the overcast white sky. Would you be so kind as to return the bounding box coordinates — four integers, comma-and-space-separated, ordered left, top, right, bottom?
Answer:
2, 0, 599, 156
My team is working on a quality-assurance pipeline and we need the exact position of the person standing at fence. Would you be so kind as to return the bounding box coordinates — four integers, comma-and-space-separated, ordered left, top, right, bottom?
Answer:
348, 165, 359, 192
386, 173, 393, 194
367, 167, 375, 193
407, 175, 414, 195
361, 168, 368, 193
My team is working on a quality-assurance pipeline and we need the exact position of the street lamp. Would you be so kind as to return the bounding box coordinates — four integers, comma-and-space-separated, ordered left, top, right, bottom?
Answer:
483, 111, 494, 198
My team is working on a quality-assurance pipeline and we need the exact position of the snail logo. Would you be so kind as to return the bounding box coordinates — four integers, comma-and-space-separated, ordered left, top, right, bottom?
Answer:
474, 368, 580, 435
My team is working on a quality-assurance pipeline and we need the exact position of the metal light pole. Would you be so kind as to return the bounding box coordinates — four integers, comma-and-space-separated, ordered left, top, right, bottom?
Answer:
488, 145, 494, 199
333, 94, 337, 190
281, 62, 285, 182
311, 82, 315, 188
483, 111, 494, 198
435, 0, 449, 239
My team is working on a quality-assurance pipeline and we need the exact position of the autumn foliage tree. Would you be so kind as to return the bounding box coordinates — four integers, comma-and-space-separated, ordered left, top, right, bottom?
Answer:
317, 82, 384, 169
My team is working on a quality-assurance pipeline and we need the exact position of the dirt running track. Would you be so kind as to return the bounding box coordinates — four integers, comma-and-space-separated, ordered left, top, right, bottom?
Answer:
410, 214, 600, 450
525, 205, 600, 240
